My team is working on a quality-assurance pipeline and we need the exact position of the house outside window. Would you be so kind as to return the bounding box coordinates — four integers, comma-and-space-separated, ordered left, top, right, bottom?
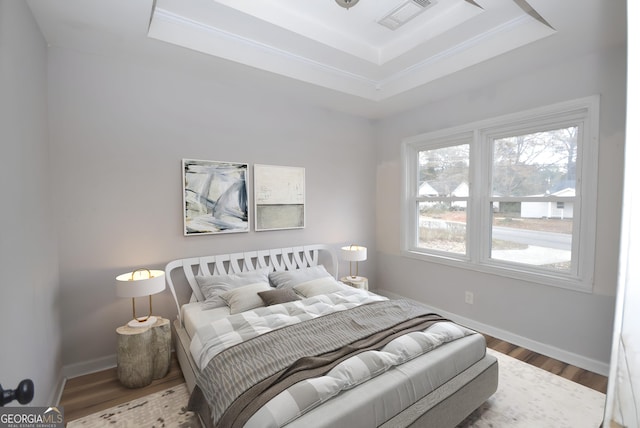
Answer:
402, 97, 599, 291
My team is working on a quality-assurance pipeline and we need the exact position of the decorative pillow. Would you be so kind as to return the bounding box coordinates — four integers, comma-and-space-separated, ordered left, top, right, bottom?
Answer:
293, 277, 351, 298
258, 288, 301, 306
220, 283, 272, 315
195, 268, 270, 309
268, 265, 332, 289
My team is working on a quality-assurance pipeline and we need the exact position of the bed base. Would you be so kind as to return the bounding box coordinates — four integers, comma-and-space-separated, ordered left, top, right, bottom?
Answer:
383, 353, 497, 427
172, 319, 199, 393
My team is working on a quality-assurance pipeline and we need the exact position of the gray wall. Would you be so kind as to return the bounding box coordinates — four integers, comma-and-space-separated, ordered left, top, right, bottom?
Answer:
0, 0, 62, 405
374, 45, 626, 372
46, 45, 377, 371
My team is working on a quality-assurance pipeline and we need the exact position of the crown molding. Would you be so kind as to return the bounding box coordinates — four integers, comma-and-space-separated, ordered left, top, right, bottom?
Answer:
148, 4, 555, 101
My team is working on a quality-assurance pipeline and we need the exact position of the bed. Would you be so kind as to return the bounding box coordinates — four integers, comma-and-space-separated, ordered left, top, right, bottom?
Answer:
165, 244, 498, 428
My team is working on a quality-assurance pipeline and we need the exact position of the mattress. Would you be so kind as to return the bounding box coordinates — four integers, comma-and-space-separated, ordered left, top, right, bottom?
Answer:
182, 302, 230, 339
180, 299, 487, 428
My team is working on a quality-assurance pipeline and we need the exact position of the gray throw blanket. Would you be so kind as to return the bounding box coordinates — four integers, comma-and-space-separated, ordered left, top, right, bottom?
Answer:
191, 299, 448, 428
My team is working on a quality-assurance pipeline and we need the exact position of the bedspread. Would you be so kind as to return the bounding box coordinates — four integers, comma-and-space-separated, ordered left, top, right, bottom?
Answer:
245, 321, 474, 428
190, 289, 387, 370
191, 295, 472, 428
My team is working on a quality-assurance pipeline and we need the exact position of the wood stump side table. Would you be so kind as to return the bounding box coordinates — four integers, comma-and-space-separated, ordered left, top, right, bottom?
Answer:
116, 317, 171, 388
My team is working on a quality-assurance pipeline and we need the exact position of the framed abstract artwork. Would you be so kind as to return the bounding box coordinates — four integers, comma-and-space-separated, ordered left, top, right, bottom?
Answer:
182, 159, 249, 235
254, 164, 305, 231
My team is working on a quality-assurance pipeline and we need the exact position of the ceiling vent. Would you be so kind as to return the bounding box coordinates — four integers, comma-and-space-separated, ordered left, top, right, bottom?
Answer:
377, 0, 433, 31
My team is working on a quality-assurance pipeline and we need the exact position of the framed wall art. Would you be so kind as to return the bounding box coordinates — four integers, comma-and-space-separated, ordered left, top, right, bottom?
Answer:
254, 164, 305, 231
182, 159, 249, 236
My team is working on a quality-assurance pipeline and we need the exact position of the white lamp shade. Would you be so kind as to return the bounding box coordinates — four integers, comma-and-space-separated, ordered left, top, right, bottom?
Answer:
116, 269, 165, 298
340, 245, 367, 262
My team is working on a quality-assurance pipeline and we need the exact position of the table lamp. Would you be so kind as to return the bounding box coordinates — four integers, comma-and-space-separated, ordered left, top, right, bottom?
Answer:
116, 268, 165, 327
340, 245, 367, 280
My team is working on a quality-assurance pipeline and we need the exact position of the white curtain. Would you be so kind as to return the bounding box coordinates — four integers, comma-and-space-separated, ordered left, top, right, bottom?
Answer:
603, 2, 640, 426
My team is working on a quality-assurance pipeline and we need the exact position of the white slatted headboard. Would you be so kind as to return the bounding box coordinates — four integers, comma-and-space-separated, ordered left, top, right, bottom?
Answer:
165, 244, 338, 324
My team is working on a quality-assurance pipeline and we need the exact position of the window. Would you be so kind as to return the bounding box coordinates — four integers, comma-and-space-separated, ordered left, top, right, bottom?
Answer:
416, 140, 470, 256
403, 97, 599, 291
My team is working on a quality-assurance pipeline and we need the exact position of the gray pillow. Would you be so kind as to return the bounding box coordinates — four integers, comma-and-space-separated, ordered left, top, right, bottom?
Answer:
268, 265, 332, 289
195, 268, 270, 308
258, 288, 301, 306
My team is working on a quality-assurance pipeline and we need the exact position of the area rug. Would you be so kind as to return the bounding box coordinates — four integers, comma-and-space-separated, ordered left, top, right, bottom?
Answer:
67, 349, 606, 428
66, 384, 198, 428
458, 349, 606, 428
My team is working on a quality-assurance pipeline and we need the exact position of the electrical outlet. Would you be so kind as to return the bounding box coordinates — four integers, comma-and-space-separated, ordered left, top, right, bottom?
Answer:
465, 291, 474, 304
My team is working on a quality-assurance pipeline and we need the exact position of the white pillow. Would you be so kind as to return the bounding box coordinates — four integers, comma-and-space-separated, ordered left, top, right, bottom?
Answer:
293, 277, 351, 298
269, 265, 332, 289
220, 282, 272, 314
195, 268, 270, 308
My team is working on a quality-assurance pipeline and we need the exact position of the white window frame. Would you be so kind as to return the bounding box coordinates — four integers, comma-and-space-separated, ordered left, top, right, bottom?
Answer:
402, 96, 599, 292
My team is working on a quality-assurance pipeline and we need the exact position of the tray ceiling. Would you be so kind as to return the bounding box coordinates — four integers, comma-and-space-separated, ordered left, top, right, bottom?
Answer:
148, 0, 556, 101
25, 0, 626, 117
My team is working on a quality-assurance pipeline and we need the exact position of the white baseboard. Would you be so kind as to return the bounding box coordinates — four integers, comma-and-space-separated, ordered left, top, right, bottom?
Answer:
59, 349, 179, 393
62, 354, 117, 380
50, 373, 66, 406
57, 355, 117, 406
378, 288, 610, 376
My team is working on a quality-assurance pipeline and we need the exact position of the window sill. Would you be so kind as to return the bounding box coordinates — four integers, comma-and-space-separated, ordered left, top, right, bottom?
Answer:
401, 249, 594, 294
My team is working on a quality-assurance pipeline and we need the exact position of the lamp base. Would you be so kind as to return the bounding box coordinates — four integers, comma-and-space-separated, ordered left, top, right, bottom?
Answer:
127, 316, 157, 328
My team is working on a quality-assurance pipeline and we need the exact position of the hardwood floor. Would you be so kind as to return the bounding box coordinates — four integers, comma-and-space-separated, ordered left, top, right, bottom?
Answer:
60, 353, 185, 422
60, 336, 608, 423
483, 334, 608, 394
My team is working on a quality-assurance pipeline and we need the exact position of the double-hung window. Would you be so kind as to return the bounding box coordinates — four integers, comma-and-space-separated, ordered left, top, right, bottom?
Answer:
402, 97, 599, 291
